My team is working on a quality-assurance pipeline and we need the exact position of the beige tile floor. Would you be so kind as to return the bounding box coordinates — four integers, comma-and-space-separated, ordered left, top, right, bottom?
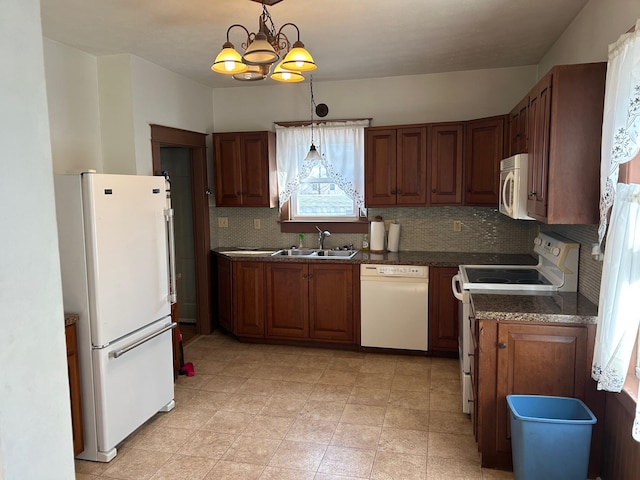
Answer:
75, 332, 515, 480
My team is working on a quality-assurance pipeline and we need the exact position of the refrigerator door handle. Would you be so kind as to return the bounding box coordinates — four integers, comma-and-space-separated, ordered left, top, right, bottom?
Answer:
164, 208, 177, 304
110, 322, 176, 359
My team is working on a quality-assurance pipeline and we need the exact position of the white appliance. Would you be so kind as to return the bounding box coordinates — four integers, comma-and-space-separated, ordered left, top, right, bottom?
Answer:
54, 172, 177, 462
360, 264, 428, 351
499, 153, 534, 220
451, 232, 579, 414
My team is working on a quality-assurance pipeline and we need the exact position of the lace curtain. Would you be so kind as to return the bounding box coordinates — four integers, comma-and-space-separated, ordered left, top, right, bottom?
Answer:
592, 19, 640, 442
275, 120, 368, 209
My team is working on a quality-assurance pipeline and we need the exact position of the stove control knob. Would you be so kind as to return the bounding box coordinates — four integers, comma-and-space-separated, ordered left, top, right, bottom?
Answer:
534, 237, 542, 246
551, 247, 561, 256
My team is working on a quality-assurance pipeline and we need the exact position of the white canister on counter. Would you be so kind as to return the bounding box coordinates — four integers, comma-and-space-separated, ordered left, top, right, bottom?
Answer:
387, 223, 401, 252
370, 216, 386, 252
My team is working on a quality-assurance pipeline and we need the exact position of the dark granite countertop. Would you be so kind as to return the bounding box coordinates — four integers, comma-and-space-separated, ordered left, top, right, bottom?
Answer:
212, 248, 537, 268
64, 313, 79, 327
470, 291, 598, 325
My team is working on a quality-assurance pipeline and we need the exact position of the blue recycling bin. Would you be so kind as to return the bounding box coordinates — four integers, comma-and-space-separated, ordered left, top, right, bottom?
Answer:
506, 395, 597, 480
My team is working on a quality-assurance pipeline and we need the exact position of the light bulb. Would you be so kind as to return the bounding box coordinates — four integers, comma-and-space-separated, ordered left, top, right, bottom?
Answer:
282, 71, 291, 80
224, 61, 236, 72
296, 61, 304, 68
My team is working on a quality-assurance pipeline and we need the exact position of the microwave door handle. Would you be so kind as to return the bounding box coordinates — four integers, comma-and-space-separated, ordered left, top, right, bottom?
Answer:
502, 171, 515, 217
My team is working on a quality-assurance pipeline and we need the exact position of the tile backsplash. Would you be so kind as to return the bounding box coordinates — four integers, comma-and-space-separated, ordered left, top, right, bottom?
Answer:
209, 206, 602, 305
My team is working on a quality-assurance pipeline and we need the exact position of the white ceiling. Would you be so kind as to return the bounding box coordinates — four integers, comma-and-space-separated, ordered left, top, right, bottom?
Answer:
40, 0, 590, 88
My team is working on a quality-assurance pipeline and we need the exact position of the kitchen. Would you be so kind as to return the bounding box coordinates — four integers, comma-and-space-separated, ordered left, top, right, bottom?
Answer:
2, 0, 640, 479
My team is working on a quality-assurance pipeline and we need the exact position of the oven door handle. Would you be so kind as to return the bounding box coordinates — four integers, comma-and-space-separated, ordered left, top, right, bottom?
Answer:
451, 274, 464, 301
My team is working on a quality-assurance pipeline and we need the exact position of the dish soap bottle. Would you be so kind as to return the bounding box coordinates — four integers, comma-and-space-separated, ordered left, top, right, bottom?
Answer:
298, 233, 305, 249
361, 234, 370, 252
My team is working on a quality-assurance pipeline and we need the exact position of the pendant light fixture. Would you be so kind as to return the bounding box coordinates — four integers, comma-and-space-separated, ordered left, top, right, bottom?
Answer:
211, 0, 316, 83
304, 75, 322, 162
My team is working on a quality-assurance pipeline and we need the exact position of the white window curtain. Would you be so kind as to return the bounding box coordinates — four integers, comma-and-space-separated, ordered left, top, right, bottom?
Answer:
592, 19, 640, 442
275, 120, 368, 209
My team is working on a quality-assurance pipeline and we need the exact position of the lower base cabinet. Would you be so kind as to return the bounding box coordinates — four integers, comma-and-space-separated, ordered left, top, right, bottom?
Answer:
474, 318, 604, 476
428, 266, 459, 353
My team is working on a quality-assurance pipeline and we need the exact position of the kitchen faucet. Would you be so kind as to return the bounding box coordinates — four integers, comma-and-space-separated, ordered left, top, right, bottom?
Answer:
316, 226, 331, 250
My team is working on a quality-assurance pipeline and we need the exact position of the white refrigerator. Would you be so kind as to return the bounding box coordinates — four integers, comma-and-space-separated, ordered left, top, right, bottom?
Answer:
54, 172, 177, 462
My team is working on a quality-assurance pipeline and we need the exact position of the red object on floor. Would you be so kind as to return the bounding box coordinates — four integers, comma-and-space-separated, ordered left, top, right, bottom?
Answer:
179, 362, 195, 377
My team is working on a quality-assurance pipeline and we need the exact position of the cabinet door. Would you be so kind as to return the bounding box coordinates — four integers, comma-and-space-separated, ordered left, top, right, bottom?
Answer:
66, 323, 84, 456
308, 264, 354, 342
233, 261, 265, 337
365, 129, 397, 206
527, 74, 552, 219
495, 322, 588, 453
265, 263, 309, 338
216, 256, 233, 332
240, 133, 273, 207
509, 96, 529, 156
396, 127, 428, 205
429, 124, 464, 205
428, 267, 459, 353
213, 134, 243, 206
464, 116, 505, 206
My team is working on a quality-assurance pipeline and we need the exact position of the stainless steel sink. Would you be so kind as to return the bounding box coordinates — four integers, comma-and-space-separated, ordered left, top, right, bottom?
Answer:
271, 249, 358, 259
223, 250, 278, 256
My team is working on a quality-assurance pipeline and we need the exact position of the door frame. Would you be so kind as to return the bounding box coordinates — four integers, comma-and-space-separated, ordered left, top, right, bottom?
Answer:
150, 124, 212, 335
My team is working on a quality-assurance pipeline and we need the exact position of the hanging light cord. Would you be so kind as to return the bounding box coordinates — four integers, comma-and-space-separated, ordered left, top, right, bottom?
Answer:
309, 75, 316, 145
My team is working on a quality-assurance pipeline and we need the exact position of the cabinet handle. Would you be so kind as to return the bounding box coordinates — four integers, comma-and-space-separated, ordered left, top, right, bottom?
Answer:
432, 188, 437, 193
308, 273, 313, 279
391, 189, 397, 194
396, 189, 402, 194
499, 342, 507, 349
302, 274, 308, 279
529, 191, 536, 197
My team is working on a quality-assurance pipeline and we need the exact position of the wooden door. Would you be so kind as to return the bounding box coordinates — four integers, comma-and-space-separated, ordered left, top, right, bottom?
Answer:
365, 129, 397, 206
240, 132, 272, 207
429, 123, 464, 205
308, 264, 354, 342
213, 133, 243, 206
464, 116, 505, 205
233, 261, 265, 337
265, 263, 309, 338
428, 267, 459, 353
396, 127, 428, 205
509, 96, 529, 156
216, 256, 233, 332
495, 322, 588, 453
527, 74, 552, 219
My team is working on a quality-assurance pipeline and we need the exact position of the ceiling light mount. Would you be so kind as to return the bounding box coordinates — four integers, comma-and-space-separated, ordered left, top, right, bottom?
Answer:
211, 0, 316, 83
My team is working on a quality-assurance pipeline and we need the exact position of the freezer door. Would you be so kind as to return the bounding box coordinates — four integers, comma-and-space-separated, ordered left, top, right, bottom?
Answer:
83, 173, 171, 345
92, 319, 175, 454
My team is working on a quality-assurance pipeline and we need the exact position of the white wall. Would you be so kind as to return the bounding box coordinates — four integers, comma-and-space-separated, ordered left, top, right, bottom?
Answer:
539, 0, 640, 76
44, 38, 102, 174
0, 1, 75, 478
212, 66, 538, 132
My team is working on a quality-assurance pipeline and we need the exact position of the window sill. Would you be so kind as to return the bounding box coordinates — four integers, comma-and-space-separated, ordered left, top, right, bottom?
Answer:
279, 219, 369, 234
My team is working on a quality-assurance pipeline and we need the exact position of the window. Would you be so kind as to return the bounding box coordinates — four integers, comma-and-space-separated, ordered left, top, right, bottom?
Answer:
275, 120, 368, 228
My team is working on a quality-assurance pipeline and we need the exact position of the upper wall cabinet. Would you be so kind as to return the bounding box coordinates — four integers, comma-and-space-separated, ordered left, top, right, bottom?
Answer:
526, 63, 606, 224
429, 123, 464, 205
508, 96, 529, 156
464, 116, 506, 206
365, 126, 428, 207
213, 131, 278, 208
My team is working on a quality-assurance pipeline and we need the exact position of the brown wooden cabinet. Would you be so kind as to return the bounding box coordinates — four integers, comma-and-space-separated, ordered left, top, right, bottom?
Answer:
216, 255, 234, 332
526, 63, 606, 224
474, 318, 598, 470
429, 123, 464, 205
233, 261, 265, 338
464, 116, 506, 206
65, 322, 84, 456
213, 131, 277, 207
508, 96, 529, 156
364, 126, 428, 206
428, 267, 459, 353
265, 262, 357, 343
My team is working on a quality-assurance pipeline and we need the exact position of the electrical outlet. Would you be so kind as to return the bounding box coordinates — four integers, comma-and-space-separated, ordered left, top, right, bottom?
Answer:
218, 217, 228, 228
253, 219, 261, 230
453, 220, 462, 232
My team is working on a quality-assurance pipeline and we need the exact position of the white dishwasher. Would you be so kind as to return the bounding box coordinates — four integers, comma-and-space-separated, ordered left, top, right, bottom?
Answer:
360, 264, 428, 351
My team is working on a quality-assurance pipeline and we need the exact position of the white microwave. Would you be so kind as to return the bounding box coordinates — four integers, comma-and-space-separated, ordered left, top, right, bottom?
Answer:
499, 154, 534, 220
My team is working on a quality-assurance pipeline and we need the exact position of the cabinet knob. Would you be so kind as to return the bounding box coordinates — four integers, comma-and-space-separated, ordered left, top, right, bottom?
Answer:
432, 189, 437, 193
499, 342, 507, 349
529, 191, 536, 197
396, 189, 402, 194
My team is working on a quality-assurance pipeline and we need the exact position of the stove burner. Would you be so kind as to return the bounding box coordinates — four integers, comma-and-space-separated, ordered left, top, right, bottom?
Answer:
464, 267, 554, 287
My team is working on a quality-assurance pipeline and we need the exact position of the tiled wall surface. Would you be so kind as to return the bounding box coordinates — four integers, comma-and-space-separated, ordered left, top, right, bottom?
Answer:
209, 206, 602, 305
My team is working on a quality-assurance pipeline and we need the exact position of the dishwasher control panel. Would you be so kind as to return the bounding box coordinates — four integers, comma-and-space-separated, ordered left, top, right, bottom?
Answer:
361, 264, 428, 278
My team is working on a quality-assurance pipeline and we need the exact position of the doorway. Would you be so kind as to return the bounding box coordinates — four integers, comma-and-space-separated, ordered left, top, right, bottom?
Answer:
151, 125, 211, 349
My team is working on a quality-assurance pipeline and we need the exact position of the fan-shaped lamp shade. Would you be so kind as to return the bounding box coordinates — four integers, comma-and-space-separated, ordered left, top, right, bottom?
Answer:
211, 43, 249, 74
304, 144, 322, 162
281, 41, 317, 72
242, 32, 279, 65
